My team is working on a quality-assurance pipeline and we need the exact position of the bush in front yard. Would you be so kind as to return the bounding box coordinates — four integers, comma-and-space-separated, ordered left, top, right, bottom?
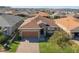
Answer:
0, 44, 5, 52
39, 31, 76, 53
0, 35, 7, 43
0, 32, 2, 36
9, 41, 20, 52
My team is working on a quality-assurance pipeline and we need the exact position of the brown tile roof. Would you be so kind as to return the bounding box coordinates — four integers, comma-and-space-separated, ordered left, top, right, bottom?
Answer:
33, 12, 49, 17
38, 12, 49, 17
19, 15, 56, 29
35, 15, 56, 26
55, 16, 79, 31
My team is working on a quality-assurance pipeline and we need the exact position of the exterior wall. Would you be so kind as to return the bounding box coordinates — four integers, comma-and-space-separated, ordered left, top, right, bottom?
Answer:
71, 27, 79, 32
2, 20, 23, 36
48, 26, 56, 30
71, 27, 79, 39
71, 32, 75, 38
3, 27, 11, 35
47, 26, 57, 33
3, 26, 14, 36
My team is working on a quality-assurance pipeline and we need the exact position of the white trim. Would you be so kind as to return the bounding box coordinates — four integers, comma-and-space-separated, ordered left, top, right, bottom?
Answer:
21, 29, 40, 32
50, 26, 58, 27
18, 26, 41, 30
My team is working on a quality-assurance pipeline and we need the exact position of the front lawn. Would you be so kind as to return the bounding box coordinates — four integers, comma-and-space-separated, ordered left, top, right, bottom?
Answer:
9, 41, 19, 52
0, 31, 20, 52
0, 32, 7, 43
8, 32, 20, 52
0, 32, 7, 51
39, 31, 79, 53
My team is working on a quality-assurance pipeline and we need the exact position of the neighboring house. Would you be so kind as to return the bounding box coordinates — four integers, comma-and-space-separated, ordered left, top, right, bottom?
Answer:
49, 12, 66, 19
33, 11, 49, 17
38, 11, 49, 17
55, 16, 79, 39
18, 15, 57, 39
4, 9, 16, 15
0, 14, 24, 36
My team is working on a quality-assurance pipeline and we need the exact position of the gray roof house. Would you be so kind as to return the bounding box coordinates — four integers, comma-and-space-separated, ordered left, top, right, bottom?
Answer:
0, 14, 24, 36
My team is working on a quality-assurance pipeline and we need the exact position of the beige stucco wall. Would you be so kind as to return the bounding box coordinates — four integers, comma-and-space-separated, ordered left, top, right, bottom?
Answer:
71, 27, 79, 32
70, 27, 79, 38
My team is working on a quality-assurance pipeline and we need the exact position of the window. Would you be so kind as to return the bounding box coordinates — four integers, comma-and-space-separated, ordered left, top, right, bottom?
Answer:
48, 27, 56, 30
3, 27, 8, 35
74, 32, 79, 39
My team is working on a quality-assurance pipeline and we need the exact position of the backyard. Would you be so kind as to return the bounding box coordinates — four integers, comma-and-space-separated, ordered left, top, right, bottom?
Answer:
39, 31, 79, 53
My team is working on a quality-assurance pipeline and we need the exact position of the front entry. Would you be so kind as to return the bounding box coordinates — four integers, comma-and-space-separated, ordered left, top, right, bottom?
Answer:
40, 29, 44, 35
74, 32, 79, 39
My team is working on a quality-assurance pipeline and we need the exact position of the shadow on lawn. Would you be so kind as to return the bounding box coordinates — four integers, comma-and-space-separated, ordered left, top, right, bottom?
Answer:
20, 37, 44, 43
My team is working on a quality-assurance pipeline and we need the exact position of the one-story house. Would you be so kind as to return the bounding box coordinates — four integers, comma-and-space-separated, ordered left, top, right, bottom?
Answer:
55, 16, 79, 39
18, 15, 57, 39
0, 14, 24, 36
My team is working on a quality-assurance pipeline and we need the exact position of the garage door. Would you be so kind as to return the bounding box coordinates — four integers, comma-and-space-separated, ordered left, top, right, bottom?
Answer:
22, 31, 38, 38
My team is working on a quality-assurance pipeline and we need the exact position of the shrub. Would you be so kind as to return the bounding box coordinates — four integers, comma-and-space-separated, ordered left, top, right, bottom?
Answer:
54, 16, 60, 19
0, 32, 2, 35
0, 35, 7, 43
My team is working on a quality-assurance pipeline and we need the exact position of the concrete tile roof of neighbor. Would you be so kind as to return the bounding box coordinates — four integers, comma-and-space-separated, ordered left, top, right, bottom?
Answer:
55, 16, 79, 31
19, 15, 56, 29
33, 12, 49, 17
38, 12, 49, 17
0, 14, 24, 27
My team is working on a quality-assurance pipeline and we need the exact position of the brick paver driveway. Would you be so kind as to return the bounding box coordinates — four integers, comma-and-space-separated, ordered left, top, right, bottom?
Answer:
16, 40, 39, 53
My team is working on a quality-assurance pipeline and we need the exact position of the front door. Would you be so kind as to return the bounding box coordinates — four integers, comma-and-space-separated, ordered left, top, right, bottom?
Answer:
40, 29, 44, 35
74, 32, 79, 39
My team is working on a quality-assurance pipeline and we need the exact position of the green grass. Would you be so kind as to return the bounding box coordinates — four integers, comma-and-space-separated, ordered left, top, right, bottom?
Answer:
0, 32, 7, 43
9, 41, 19, 52
39, 31, 79, 53
0, 44, 5, 51
8, 32, 20, 52
0, 32, 20, 52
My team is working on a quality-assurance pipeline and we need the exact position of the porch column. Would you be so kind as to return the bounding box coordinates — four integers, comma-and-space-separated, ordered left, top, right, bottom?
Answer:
44, 30, 46, 36
19, 30, 22, 37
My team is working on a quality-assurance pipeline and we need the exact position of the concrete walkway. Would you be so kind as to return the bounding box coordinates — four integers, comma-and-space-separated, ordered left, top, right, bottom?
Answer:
16, 40, 39, 53
71, 40, 79, 46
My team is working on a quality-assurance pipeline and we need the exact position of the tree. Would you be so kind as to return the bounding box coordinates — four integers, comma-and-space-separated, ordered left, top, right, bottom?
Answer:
0, 35, 6, 43
54, 15, 60, 19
